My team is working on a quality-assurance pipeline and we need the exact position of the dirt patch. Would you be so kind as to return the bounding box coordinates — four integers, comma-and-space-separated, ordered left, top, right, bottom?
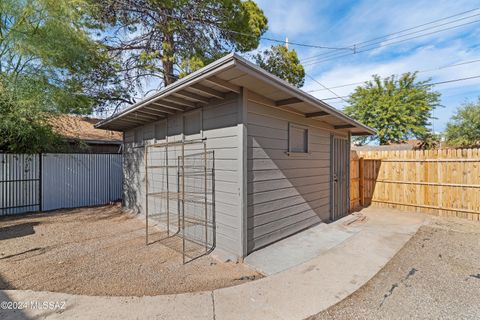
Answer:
308, 216, 480, 319
0, 205, 261, 296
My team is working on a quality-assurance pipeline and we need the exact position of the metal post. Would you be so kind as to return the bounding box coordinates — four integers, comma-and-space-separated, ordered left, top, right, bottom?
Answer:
166, 143, 170, 236
181, 141, 186, 264
145, 146, 149, 245
177, 156, 180, 234
39, 153, 42, 212
204, 143, 208, 252
212, 150, 216, 249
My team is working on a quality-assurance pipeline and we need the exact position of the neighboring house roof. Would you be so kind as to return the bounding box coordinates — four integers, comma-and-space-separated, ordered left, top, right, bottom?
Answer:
49, 114, 123, 144
96, 53, 375, 136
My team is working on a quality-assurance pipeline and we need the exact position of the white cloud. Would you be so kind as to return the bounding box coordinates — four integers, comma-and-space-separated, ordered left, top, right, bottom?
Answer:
255, 0, 329, 37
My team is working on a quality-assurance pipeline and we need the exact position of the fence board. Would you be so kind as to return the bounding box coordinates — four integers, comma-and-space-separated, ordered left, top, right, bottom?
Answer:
350, 148, 480, 220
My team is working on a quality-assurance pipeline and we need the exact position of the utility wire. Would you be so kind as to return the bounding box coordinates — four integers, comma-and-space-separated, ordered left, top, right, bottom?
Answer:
141, 6, 351, 52
301, 8, 480, 62
255, 35, 352, 51
310, 13, 480, 62
303, 19, 480, 66
354, 8, 480, 47
307, 58, 480, 93
305, 73, 348, 103
315, 74, 480, 102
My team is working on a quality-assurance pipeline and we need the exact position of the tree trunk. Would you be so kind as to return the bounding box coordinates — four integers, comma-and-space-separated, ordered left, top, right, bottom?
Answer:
162, 32, 175, 86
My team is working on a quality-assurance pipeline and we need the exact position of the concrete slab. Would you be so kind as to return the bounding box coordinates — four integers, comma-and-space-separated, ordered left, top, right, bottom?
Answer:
244, 216, 360, 275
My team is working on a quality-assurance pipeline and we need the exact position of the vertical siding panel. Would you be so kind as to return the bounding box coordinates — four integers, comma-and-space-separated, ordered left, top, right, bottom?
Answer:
38, 153, 122, 211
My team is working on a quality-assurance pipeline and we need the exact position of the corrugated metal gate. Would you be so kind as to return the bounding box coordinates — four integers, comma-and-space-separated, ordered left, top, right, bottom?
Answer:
0, 153, 122, 216
0, 154, 41, 215
331, 136, 350, 221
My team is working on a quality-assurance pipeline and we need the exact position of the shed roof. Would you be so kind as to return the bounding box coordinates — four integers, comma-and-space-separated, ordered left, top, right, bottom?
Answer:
96, 53, 375, 136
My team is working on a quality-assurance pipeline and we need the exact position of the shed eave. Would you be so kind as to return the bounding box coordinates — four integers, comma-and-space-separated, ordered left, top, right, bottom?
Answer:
231, 56, 376, 135
96, 52, 375, 136
95, 53, 237, 130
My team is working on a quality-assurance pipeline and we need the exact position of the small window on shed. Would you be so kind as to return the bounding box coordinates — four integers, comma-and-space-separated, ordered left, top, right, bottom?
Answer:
288, 123, 308, 153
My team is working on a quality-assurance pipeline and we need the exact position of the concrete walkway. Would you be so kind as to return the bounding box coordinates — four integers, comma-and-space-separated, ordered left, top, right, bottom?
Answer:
245, 213, 365, 275
0, 208, 425, 320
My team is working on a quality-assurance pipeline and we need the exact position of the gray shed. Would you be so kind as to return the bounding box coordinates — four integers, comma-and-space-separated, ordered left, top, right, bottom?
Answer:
96, 53, 374, 261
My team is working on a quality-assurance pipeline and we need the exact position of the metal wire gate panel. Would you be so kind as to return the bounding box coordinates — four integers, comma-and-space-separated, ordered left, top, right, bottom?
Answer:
331, 136, 350, 221
145, 139, 215, 264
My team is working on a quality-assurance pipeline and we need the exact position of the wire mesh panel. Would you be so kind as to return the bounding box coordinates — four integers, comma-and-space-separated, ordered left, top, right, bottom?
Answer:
145, 140, 215, 264
331, 136, 350, 221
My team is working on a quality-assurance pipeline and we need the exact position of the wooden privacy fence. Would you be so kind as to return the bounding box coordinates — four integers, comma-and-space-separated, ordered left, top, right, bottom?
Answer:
350, 148, 480, 221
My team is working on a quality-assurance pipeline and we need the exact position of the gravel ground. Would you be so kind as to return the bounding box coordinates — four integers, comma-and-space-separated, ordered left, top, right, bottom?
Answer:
309, 216, 480, 320
0, 205, 261, 296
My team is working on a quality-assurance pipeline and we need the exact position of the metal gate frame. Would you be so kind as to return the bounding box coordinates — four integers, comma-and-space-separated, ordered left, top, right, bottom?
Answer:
330, 135, 350, 221
144, 138, 215, 264
0, 154, 41, 215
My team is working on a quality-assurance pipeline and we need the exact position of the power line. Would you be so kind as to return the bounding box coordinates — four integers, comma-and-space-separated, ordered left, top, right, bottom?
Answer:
217, 26, 351, 50
345, 13, 480, 58
148, 8, 352, 52
355, 8, 480, 47
314, 74, 480, 102
303, 11, 480, 66
303, 18, 480, 66
257, 35, 352, 51
307, 58, 480, 93
301, 8, 479, 62
304, 73, 348, 103
430, 74, 480, 85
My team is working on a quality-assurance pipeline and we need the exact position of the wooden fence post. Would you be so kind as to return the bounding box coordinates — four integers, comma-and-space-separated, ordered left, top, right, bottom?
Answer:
359, 157, 364, 206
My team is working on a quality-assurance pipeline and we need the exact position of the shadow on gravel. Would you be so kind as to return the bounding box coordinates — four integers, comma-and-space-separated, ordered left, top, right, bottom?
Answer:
0, 222, 39, 241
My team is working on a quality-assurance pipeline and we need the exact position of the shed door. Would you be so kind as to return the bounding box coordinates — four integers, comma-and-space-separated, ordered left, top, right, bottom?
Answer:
331, 136, 350, 221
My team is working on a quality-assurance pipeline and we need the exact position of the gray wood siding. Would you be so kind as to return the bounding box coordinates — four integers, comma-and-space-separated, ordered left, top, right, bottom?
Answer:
246, 100, 337, 252
122, 94, 243, 258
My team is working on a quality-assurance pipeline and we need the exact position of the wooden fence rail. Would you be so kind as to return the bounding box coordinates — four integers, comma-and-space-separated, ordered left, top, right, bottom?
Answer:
350, 148, 480, 221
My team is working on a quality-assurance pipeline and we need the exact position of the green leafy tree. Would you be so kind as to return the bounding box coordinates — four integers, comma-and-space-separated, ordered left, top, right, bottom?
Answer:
445, 98, 480, 147
0, 0, 125, 114
94, 0, 268, 89
344, 73, 441, 145
0, 77, 69, 153
0, 0, 127, 152
254, 44, 305, 87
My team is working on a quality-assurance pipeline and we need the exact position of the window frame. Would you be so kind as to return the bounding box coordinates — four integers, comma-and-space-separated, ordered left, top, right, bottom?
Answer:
287, 122, 309, 155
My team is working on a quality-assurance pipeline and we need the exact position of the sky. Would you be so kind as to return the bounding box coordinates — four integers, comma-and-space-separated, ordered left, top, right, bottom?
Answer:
253, 0, 480, 132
